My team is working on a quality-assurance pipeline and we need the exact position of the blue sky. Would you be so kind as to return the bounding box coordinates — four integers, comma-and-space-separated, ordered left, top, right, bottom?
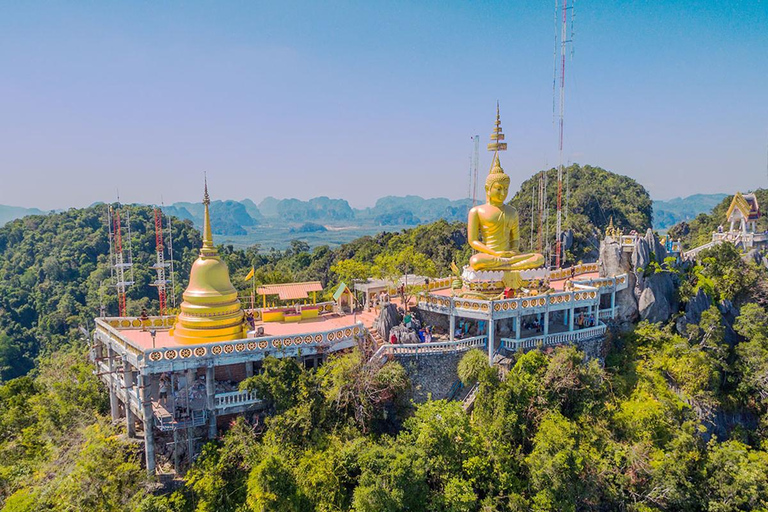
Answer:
1, 1, 766, 209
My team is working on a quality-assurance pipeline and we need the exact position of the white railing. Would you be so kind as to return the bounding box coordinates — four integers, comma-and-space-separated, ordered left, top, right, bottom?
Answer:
501, 324, 607, 353
215, 390, 262, 410
369, 335, 487, 365
684, 239, 723, 260
598, 309, 614, 319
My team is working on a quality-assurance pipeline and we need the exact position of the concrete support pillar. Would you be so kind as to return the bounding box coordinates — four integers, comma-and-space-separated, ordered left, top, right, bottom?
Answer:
206, 366, 217, 438
611, 291, 616, 319
543, 309, 549, 337
449, 314, 455, 342
595, 297, 600, 323
569, 306, 575, 331
487, 314, 495, 364
245, 361, 254, 378
122, 355, 135, 437
563, 308, 568, 326
515, 315, 521, 340
138, 372, 156, 475
108, 345, 119, 421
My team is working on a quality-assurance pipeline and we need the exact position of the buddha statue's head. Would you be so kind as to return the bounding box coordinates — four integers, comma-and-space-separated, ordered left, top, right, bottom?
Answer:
485, 154, 510, 205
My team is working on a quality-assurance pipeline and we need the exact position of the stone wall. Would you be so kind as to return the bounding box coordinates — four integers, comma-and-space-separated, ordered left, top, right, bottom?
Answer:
395, 351, 465, 403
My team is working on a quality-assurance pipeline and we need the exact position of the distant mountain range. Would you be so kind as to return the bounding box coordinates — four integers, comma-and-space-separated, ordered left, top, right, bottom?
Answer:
157, 195, 475, 236
652, 194, 729, 230
0, 193, 732, 244
0, 205, 49, 226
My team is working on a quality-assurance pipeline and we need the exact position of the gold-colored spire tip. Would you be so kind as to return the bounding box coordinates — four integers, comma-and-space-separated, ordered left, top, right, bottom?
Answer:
487, 103, 507, 152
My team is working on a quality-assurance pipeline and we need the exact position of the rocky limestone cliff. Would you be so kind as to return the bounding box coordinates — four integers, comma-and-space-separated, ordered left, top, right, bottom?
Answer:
599, 236, 639, 323
676, 288, 711, 335
600, 229, 677, 325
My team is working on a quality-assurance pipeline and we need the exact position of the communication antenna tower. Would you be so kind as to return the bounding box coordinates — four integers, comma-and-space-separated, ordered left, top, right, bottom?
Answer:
554, 0, 575, 267
108, 201, 134, 317
166, 209, 177, 309
150, 207, 171, 316
471, 135, 481, 205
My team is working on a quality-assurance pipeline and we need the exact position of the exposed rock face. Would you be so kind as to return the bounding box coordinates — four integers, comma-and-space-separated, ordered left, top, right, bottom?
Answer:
389, 325, 419, 344
638, 272, 678, 323
600, 230, 679, 325
645, 228, 667, 262
374, 304, 401, 341
599, 236, 638, 323
676, 288, 711, 334
742, 249, 763, 265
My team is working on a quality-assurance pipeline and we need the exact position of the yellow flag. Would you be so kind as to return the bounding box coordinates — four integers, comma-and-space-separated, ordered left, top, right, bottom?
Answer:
245, 267, 255, 281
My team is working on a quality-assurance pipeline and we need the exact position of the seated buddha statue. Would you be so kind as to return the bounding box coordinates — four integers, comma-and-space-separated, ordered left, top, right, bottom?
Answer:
467, 153, 545, 286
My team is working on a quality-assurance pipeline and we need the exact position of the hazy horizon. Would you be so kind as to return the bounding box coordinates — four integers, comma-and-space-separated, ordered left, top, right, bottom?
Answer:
1, 2, 766, 210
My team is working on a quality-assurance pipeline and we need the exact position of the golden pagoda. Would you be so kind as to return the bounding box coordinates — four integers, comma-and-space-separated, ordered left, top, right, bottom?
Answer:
172, 179, 247, 344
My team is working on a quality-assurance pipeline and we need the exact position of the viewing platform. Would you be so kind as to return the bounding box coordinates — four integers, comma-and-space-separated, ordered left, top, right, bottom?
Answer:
414, 263, 628, 361
90, 308, 367, 474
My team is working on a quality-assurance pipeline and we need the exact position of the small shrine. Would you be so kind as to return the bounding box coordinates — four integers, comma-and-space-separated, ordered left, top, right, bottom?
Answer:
726, 192, 760, 234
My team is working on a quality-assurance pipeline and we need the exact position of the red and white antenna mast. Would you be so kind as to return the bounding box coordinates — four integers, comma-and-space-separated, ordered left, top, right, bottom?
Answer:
150, 207, 171, 316
554, 0, 575, 268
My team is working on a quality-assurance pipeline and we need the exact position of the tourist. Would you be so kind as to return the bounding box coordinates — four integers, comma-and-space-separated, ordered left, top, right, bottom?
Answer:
425, 327, 432, 343
140, 308, 150, 331
577, 313, 585, 329
389, 331, 397, 344
418, 328, 426, 343
404, 311, 412, 328
588, 314, 595, 327
454, 327, 463, 339
158, 375, 169, 407
245, 311, 255, 331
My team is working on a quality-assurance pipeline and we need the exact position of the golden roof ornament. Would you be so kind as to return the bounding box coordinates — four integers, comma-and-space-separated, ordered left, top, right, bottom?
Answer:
486, 101, 508, 153
485, 104, 510, 188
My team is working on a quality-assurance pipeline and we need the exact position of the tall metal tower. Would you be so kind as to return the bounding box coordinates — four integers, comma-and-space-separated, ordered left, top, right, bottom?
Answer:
554, 0, 575, 268
108, 203, 134, 317
150, 207, 171, 316
471, 135, 481, 205
166, 210, 177, 310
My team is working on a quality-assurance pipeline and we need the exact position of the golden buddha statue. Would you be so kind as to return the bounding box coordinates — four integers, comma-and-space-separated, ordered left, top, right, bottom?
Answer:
466, 107, 544, 288
172, 179, 247, 344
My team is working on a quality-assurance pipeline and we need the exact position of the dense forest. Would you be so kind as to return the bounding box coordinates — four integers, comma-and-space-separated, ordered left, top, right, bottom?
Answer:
509, 164, 653, 263
1, 174, 767, 510
2, 242, 767, 510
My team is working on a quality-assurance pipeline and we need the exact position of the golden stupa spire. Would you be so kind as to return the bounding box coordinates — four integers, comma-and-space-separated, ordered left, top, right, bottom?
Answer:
172, 176, 246, 344
201, 174, 216, 257
487, 101, 508, 153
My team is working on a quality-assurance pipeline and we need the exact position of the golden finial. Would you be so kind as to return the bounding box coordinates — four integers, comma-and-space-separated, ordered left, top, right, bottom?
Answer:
487, 101, 508, 152
201, 174, 215, 254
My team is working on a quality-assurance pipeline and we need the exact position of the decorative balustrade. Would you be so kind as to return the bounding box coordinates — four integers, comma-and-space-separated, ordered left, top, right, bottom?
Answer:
214, 390, 262, 410
369, 336, 487, 365
501, 324, 607, 353
142, 323, 365, 364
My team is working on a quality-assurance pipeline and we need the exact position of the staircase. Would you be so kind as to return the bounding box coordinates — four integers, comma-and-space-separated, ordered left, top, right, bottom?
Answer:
462, 382, 480, 412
